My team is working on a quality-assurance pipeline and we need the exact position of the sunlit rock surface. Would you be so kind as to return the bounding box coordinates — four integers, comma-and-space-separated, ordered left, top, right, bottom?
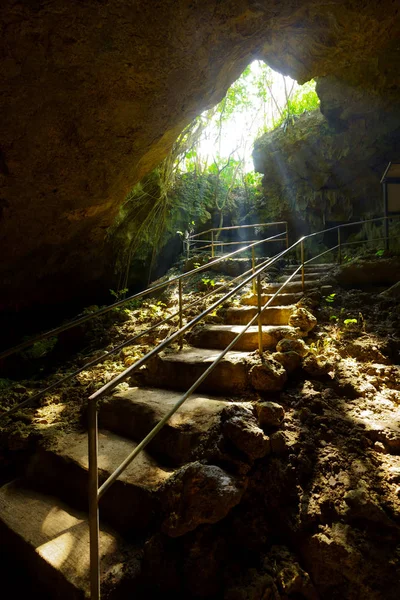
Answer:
1, 0, 399, 310
253, 51, 400, 233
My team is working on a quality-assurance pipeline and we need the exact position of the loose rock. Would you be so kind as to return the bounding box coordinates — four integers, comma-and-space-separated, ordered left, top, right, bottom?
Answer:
250, 358, 287, 392
302, 354, 332, 377
162, 462, 246, 537
223, 405, 270, 460
276, 337, 309, 357
256, 401, 285, 428
288, 307, 317, 334
273, 350, 302, 373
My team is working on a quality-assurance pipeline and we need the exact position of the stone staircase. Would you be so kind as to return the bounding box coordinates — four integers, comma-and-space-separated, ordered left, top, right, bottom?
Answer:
0, 262, 333, 599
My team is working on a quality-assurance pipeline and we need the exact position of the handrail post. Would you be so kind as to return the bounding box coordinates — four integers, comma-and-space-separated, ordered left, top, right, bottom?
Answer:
285, 222, 289, 249
179, 279, 183, 350
337, 226, 342, 264
252, 247, 256, 295
211, 231, 215, 258
301, 239, 305, 292
88, 398, 100, 600
257, 274, 263, 359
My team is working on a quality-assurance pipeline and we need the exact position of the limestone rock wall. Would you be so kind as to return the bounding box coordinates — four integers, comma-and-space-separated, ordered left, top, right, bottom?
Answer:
253, 47, 400, 235
1, 0, 399, 312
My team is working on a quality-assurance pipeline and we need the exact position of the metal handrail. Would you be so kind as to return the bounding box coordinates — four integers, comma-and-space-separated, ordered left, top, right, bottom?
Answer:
186, 221, 289, 259
0, 231, 287, 361
0, 251, 277, 421
87, 213, 400, 598
192, 237, 287, 247
189, 221, 288, 239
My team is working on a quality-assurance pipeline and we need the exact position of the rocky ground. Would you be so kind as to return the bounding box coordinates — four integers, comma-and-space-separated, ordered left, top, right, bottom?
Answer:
0, 257, 400, 599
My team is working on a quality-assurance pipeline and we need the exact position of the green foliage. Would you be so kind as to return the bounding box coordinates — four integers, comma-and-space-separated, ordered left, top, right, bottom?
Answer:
325, 293, 336, 304
200, 277, 216, 289
110, 288, 128, 301
273, 81, 320, 130
0, 378, 13, 390
344, 318, 358, 326
21, 337, 57, 360
376, 249, 385, 257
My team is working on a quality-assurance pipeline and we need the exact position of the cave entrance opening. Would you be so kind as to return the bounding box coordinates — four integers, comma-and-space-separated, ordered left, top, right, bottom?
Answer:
108, 61, 320, 296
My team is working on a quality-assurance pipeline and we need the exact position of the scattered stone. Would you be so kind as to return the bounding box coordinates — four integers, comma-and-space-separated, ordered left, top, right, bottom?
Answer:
272, 350, 302, 373
12, 385, 27, 394
344, 484, 398, 528
256, 401, 285, 428
270, 431, 288, 454
321, 285, 334, 296
373, 441, 387, 453
288, 307, 317, 334
183, 255, 209, 273
162, 462, 246, 537
302, 354, 332, 377
223, 405, 270, 460
277, 337, 309, 357
249, 358, 287, 392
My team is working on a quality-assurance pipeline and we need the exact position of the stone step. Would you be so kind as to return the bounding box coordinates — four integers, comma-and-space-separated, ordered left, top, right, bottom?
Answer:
0, 480, 141, 600
141, 348, 252, 394
277, 272, 322, 283
224, 305, 295, 325
100, 387, 230, 465
240, 292, 303, 306
209, 257, 272, 276
261, 280, 317, 294
282, 263, 336, 272
190, 324, 300, 351
26, 430, 175, 534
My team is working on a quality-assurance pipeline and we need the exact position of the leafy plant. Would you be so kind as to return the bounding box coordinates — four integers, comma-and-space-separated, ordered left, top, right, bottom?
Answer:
376, 249, 385, 257
344, 318, 358, 326
201, 277, 216, 289
325, 293, 336, 304
110, 288, 128, 301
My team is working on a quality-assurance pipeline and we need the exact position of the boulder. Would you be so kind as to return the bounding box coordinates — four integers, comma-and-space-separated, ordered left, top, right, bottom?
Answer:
302, 354, 333, 377
256, 401, 285, 428
276, 338, 309, 357
288, 307, 317, 334
272, 350, 302, 374
223, 404, 270, 460
162, 462, 246, 537
249, 358, 287, 392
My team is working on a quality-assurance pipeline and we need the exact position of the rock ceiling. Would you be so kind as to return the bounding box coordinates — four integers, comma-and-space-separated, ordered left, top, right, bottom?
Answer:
1, 0, 399, 309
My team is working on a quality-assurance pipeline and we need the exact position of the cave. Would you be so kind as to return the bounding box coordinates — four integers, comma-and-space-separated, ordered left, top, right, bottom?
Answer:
1, 0, 399, 314
1, 1, 400, 599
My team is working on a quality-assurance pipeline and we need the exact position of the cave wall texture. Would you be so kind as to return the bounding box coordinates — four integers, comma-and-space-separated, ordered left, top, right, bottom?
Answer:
253, 44, 400, 234
1, 0, 400, 313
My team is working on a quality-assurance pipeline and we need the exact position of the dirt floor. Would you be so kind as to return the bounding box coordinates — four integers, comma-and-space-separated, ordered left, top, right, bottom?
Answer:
0, 258, 400, 599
